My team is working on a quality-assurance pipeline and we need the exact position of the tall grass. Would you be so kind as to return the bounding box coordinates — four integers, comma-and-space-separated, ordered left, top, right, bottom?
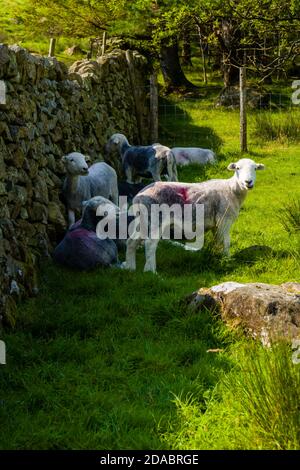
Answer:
163, 343, 300, 450
280, 199, 300, 233
254, 111, 300, 142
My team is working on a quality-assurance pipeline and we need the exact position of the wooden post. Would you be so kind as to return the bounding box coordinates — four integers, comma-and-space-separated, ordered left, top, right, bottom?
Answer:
150, 73, 158, 143
197, 25, 207, 84
101, 32, 107, 56
126, 50, 143, 144
240, 66, 247, 153
48, 38, 56, 57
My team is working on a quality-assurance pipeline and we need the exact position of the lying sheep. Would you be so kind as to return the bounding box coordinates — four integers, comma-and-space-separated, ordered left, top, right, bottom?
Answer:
172, 147, 216, 166
62, 152, 119, 227
105, 133, 178, 183
123, 158, 265, 273
53, 196, 119, 270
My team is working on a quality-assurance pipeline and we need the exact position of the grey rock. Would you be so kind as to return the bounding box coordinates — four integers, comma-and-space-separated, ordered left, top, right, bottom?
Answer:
187, 281, 300, 346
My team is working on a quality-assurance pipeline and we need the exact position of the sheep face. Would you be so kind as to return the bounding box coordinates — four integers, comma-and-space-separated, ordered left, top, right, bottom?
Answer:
62, 152, 90, 176
228, 158, 265, 190
105, 133, 128, 156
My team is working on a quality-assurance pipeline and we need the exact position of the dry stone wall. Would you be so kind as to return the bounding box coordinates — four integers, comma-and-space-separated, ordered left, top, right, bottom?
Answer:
0, 44, 151, 326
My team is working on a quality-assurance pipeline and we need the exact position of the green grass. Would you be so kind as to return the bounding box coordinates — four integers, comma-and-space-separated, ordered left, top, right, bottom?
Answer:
0, 0, 89, 64
1, 59, 300, 448
163, 343, 300, 450
254, 111, 300, 142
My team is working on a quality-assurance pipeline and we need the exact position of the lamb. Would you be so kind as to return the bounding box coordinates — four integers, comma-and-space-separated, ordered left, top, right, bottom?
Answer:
105, 133, 178, 183
123, 158, 265, 273
62, 152, 119, 227
171, 147, 216, 166
53, 196, 119, 270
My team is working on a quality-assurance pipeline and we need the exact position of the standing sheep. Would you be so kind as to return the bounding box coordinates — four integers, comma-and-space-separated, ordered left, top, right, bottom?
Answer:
123, 158, 265, 273
105, 133, 178, 183
62, 152, 119, 227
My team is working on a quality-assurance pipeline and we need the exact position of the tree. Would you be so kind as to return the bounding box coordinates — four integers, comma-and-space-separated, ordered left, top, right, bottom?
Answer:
192, 0, 300, 86
8, 0, 300, 90
10, 0, 198, 92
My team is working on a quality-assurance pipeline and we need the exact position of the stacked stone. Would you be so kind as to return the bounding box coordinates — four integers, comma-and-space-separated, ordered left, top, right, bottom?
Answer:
0, 44, 150, 325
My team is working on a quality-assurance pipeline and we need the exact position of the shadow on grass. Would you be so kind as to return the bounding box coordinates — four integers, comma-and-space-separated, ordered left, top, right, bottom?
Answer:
0, 259, 235, 450
158, 97, 223, 152
234, 245, 275, 265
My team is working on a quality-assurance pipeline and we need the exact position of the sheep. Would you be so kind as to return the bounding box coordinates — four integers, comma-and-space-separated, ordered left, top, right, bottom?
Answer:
171, 147, 216, 166
53, 196, 119, 270
62, 152, 119, 227
118, 181, 148, 205
123, 158, 265, 273
105, 133, 178, 183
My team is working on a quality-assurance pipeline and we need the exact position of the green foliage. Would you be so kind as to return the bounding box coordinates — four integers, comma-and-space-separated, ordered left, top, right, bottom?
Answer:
280, 199, 300, 234
254, 111, 300, 142
163, 343, 300, 450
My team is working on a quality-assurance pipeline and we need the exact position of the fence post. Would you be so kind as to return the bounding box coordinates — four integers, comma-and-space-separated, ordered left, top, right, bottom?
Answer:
101, 32, 107, 56
126, 50, 143, 144
48, 38, 56, 57
240, 66, 247, 152
197, 25, 207, 84
150, 73, 158, 143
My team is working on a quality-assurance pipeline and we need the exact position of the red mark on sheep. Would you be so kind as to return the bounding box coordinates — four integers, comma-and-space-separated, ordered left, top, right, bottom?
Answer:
176, 187, 190, 203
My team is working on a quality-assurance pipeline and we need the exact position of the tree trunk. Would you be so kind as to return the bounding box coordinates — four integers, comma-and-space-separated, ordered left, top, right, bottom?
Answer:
182, 29, 192, 66
215, 20, 241, 88
159, 40, 197, 93
223, 59, 240, 87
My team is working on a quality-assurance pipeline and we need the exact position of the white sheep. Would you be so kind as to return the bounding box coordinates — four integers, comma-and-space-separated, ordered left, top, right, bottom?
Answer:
62, 152, 119, 227
123, 158, 265, 273
171, 147, 216, 166
105, 133, 178, 182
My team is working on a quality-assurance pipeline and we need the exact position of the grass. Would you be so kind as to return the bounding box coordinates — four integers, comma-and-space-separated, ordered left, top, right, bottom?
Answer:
0, 48, 300, 448
280, 199, 300, 234
163, 342, 300, 450
0, 0, 89, 64
254, 111, 300, 142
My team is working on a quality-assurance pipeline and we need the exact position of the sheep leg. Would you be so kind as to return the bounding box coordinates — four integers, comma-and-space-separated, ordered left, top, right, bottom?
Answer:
125, 167, 134, 184
167, 157, 178, 182
144, 239, 159, 273
216, 224, 231, 256
124, 236, 140, 270
68, 209, 75, 227
151, 169, 161, 182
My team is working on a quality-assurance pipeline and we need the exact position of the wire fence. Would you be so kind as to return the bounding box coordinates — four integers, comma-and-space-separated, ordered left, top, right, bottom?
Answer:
157, 89, 300, 149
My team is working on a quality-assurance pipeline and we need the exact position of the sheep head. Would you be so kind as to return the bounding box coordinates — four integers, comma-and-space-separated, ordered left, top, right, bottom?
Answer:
227, 158, 265, 190
62, 152, 89, 176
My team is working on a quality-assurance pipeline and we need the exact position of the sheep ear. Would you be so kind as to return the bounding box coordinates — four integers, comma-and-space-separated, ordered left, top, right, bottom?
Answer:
82, 200, 88, 208
61, 155, 67, 163
85, 155, 91, 163
227, 163, 236, 171
256, 163, 265, 170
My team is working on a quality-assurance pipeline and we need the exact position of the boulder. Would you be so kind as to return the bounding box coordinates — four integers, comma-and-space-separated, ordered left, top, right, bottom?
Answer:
187, 281, 300, 346
216, 86, 270, 109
